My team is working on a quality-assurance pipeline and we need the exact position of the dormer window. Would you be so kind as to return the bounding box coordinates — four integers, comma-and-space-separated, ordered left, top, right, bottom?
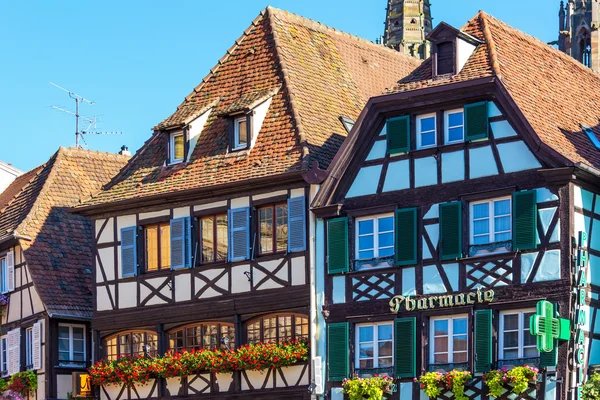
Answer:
427, 22, 482, 78
233, 116, 249, 150
436, 41, 454, 75
170, 132, 185, 164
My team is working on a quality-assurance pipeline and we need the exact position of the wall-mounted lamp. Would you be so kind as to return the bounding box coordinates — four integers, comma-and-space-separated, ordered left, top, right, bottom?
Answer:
244, 270, 252, 282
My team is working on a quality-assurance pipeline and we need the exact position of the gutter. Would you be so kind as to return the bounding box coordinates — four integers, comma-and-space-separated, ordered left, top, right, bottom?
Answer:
0, 233, 32, 246
48, 313, 91, 321
575, 162, 600, 178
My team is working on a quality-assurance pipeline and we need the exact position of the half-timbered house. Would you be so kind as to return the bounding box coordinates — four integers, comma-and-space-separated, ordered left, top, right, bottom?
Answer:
73, 7, 420, 400
0, 147, 128, 399
312, 11, 600, 400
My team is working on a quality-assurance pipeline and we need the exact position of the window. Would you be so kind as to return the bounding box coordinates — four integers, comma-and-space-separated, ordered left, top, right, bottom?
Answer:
58, 324, 85, 365
25, 327, 33, 369
417, 113, 436, 149
0, 257, 6, 294
258, 204, 288, 255
356, 214, 394, 260
233, 117, 248, 150
1, 336, 6, 376
145, 222, 170, 272
436, 41, 454, 75
168, 323, 235, 352
355, 323, 393, 370
199, 214, 228, 263
105, 331, 158, 360
430, 315, 468, 367
499, 310, 539, 361
470, 197, 511, 245
246, 313, 308, 345
170, 132, 185, 164
445, 109, 464, 144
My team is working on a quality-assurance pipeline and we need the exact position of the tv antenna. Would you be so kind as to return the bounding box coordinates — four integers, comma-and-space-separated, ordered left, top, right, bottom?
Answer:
49, 82, 121, 148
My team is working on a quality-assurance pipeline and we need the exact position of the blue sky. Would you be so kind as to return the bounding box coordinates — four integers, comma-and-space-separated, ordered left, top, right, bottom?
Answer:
0, 0, 558, 171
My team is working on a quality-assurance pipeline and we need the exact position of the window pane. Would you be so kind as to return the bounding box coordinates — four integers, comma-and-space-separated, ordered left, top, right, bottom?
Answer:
434, 337, 448, 353
358, 220, 374, 235
275, 205, 288, 252
360, 359, 374, 369
295, 317, 309, 341
473, 204, 489, 219
473, 220, 490, 235
247, 322, 261, 345
59, 351, 70, 361
58, 326, 70, 339
495, 232, 511, 242
494, 200, 511, 215
524, 347, 539, 357
378, 325, 393, 341
278, 316, 293, 342
174, 134, 184, 160
145, 225, 158, 271
504, 349, 519, 359
59, 338, 69, 352
453, 352, 467, 363
379, 247, 394, 257
421, 131, 435, 147
359, 250, 374, 259
359, 326, 373, 342
504, 314, 518, 330
434, 353, 448, 364
238, 120, 248, 145
453, 336, 467, 352
379, 357, 393, 368
378, 341, 393, 357
359, 343, 373, 359
448, 112, 463, 127
433, 320, 448, 335
119, 335, 131, 357
259, 207, 273, 254
378, 232, 394, 248
73, 352, 85, 362
473, 235, 490, 245
524, 332, 536, 347
504, 332, 519, 348
421, 117, 435, 132
358, 235, 374, 251
203, 325, 218, 348
201, 217, 215, 263
216, 215, 228, 261
160, 223, 170, 269
378, 217, 393, 232
73, 339, 84, 353
494, 216, 511, 233
221, 325, 235, 349
453, 319, 467, 335
73, 327, 84, 340
448, 127, 463, 142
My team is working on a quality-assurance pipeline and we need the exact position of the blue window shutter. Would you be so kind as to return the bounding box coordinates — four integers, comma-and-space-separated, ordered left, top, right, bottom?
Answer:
185, 217, 192, 268
288, 196, 306, 252
170, 218, 186, 270
229, 207, 250, 261
120, 227, 137, 277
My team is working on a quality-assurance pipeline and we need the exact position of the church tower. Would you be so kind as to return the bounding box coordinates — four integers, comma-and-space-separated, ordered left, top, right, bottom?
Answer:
384, 0, 432, 60
558, 0, 600, 71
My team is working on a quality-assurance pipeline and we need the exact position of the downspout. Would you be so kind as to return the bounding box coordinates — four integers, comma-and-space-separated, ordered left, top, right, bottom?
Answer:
309, 184, 319, 400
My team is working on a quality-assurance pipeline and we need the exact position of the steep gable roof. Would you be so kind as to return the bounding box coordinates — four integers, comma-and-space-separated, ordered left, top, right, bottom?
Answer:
390, 11, 600, 170
79, 7, 421, 209
0, 148, 129, 318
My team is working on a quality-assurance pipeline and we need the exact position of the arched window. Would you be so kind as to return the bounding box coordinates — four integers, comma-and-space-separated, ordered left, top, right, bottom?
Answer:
246, 313, 309, 345
104, 330, 158, 360
167, 322, 235, 352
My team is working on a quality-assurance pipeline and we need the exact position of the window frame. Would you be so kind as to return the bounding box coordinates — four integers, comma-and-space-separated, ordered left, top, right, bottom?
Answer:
354, 322, 394, 370
416, 113, 437, 150
0, 257, 6, 294
444, 108, 464, 144
469, 196, 512, 245
169, 131, 185, 164
498, 309, 539, 361
167, 322, 235, 352
245, 313, 309, 345
25, 327, 33, 370
355, 213, 395, 260
58, 323, 86, 365
0, 336, 7, 376
257, 203, 288, 256
198, 214, 228, 264
233, 116, 249, 151
104, 330, 158, 360
144, 221, 171, 272
429, 314, 469, 366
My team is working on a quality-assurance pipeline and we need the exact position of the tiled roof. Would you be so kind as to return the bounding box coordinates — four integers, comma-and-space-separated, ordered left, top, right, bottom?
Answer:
80, 7, 421, 208
0, 148, 129, 318
390, 11, 600, 169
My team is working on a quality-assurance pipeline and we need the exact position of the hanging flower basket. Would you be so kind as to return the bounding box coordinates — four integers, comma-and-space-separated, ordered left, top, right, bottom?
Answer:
416, 370, 472, 400
483, 365, 539, 398
342, 375, 394, 400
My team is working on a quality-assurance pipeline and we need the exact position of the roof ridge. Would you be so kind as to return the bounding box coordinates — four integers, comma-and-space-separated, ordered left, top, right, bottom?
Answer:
478, 11, 502, 78
0, 165, 45, 215
266, 6, 420, 61
265, 7, 310, 165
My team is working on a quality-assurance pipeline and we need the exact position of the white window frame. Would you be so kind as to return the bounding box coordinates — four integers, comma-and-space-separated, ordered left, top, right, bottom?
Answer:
416, 113, 437, 149
169, 132, 185, 164
233, 116, 248, 150
470, 196, 512, 245
0, 257, 6, 294
355, 322, 394, 369
499, 309, 539, 360
444, 108, 464, 144
1, 336, 7, 376
58, 324, 86, 366
25, 327, 33, 369
429, 314, 468, 365
355, 213, 394, 260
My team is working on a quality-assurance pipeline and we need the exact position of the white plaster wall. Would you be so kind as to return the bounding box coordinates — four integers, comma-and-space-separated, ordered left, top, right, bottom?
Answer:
251, 97, 273, 150
97, 285, 114, 311
97, 248, 115, 282
291, 256, 306, 286
135, 379, 156, 398
166, 377, 183, 396
347, 165, 382, 198
242, 370, 269, 390
187, 109, 212, 162
457, 38, 476, 73
231, 265, 251, 293
414, 157, 437, 187
118, 282, 137, 309
194, 200, 227, 212
196, 268, 229, 299
56, 374, 72, 400
140, 278, 171, 306
175, 274, 191, 302
497, 141, 542, 173
441, 151, 464, 183
276, 365, 307, 387
254, 259, 287, 290
490, 120, 517, 139
253, 190, 287, 201
488, 102, 502, 118
290, 188, 304, 198
215, 373, 233, 392
172, 207, 189, 219
138, 210, 170, 220
332, 276, 345, 304
469, 146, 497, 178
383, 160, 409, 192
116, 215, 136, 241
96, 218, 114, 244
7, 291, 20, 323
366, 140, 386, 161
188, 375, 210, 393
31, 286, 45, 314
230, 196, 250, 209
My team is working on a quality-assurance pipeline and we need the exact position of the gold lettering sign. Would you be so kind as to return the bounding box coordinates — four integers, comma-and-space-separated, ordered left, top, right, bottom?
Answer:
72, 372, 92, 397
389, 288, 495, 313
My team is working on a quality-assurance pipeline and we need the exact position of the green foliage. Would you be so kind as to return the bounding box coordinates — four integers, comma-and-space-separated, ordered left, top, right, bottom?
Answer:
417, 370, 472, 400
483, 365, 539, 398
9, 370, 38, 397
582, 372, 600, 400
417, 371, 444, 399
342, 375, 393, 400
482, 369, 504, 398
0, 378, 6, 392
446, 370, 472, 400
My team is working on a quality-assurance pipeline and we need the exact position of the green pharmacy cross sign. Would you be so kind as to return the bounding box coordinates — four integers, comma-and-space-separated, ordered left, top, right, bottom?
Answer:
530, 300, 570, 353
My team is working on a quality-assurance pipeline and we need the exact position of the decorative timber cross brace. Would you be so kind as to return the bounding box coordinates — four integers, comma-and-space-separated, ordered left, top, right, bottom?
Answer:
530, 300, 571, 353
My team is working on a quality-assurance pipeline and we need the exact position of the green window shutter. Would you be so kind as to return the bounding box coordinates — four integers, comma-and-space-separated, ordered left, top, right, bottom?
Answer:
394, 317, 416, 378
439, 202, 462, 261
395, 208, 417, 266
327, 217, 349, 274
327, 322, 349, 381
474, 309, 492, 373
513, 190, 538, 251
387, 116, 410, 154
464, 101, 489, 141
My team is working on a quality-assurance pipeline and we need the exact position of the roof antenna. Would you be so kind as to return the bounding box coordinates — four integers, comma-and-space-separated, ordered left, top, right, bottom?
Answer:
49, 82, 121, 148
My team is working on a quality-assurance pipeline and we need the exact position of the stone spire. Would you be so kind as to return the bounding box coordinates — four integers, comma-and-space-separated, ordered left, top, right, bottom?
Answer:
558, 0, 600, 71
383, 0, 432, 60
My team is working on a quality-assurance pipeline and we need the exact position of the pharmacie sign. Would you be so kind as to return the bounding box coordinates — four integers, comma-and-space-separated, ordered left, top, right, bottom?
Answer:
389, 287, 495, 313
574, 231, 589, 400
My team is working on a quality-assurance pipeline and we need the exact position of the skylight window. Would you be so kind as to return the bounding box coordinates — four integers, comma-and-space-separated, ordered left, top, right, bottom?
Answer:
583, 125, 600, 150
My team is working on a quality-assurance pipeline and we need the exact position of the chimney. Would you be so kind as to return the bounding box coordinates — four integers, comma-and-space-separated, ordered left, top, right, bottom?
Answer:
119, 145, 131, 156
